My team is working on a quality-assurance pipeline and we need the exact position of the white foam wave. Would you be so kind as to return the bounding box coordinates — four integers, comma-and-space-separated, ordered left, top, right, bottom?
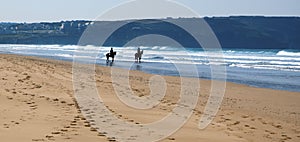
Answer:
229, 64, 300, 72
1, 44, 300, 72
277, 51, 300, 56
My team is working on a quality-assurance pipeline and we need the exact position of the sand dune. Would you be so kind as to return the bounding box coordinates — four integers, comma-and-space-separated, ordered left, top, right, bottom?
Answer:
0, 54, 299, 142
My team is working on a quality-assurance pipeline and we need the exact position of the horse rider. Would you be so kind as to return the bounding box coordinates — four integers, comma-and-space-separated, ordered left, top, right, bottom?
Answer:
106, 47, 115, 62
110, 48, 114, 56
137, 47, 141, 55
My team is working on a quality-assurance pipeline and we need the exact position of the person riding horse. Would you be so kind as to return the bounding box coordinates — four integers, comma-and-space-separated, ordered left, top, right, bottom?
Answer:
106, 48, 116, 62
135, 47, 143, 63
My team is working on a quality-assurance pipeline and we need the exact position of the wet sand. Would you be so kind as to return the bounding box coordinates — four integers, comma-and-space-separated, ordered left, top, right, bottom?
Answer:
0, 54, 299, 142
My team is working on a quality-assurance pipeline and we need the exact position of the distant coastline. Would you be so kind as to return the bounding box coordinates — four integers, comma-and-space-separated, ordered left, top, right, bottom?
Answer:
0, 16, 300, 49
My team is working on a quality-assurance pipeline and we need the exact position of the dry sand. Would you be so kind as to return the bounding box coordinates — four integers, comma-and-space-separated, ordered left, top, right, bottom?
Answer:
0, 54, 299, 142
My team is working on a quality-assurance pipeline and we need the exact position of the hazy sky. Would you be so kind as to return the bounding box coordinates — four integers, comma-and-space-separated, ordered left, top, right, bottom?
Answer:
1, 0, 299, 22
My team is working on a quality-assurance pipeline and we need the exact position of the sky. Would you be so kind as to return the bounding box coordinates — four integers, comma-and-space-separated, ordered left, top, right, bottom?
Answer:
0, 0, 299, 22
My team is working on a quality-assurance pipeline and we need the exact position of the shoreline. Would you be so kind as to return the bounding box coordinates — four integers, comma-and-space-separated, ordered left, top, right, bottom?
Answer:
3, 52, 300, 93
0, 54, 300, 142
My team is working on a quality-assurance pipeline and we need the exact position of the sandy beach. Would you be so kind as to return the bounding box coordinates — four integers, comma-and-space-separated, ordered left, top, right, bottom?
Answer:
0, 54, 299, 142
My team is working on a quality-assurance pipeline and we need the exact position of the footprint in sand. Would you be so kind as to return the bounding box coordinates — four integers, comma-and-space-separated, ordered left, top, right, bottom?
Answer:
31, 138, 45, 141
241, 115, 249, 119
44, 115, 83, 141
6, 96, 13, 100
98, 133, 106, 137
281, 134, 292, 141
243, 124, 256, 131
90, 127, 98, 132
3, 123, 10, 129
70, 121, 77, 126
272, 123, 283, 129
233, 121, 240, 125
168, 137, 176, 141
107, 137, 117, 142
227, 128, 234, 132
265, 130, 276, 135
257, 117, 268, 125
45, 135, 54, 140
51, 131, 61, 135
2, 120, 21, 129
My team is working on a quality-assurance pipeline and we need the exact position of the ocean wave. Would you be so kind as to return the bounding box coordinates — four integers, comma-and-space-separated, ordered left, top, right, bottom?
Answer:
229, 64, 300, 72
269, 61, 300, 66
277, 50, 300, 56
1, 44, 300, 72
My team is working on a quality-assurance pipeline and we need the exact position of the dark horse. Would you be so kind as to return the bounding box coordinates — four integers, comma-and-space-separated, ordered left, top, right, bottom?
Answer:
106, 52, 117, 62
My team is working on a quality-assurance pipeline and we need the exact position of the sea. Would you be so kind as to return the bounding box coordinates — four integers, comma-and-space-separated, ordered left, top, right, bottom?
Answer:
1, 44, 299, 92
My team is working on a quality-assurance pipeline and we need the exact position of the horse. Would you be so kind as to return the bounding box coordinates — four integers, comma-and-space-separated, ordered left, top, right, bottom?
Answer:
106, 52, 117, 62
135, 50, 143, 63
